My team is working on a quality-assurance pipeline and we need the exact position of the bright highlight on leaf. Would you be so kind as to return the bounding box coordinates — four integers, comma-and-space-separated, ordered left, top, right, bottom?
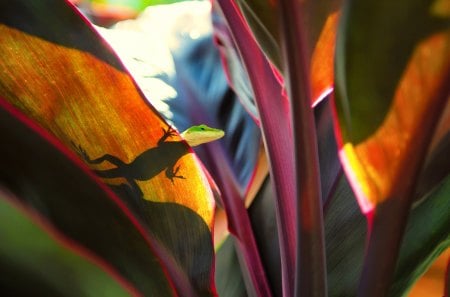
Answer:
0, 15, 215, 228
310, 12, 338, 106
0, 2, 218, 295
338, 33, 450, 212
1, 0, 448, 295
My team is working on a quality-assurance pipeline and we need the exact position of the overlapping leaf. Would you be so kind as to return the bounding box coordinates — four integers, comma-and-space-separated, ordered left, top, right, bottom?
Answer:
0, 0, 217, 295
334, 0, 450, 212
216, 160, 450, 297
212, 3, 260, 120
324, 174, 450, 296
334, 0, 449, 295
234, 0, 282, 69
0, 98, 175, 296
229, 0, 342, 105
213, 1, 296, 295
0, 188, 139, 297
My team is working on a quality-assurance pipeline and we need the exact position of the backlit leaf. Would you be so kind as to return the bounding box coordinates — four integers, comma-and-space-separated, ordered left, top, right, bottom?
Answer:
230, 0, 341, 104
334, 0, 450, 210
0, 3, 214, 226
234, 0, 282, 69
334, 0, 449, 294
0, 1, 217, 295
310, 12, 338, 104
0, 98, 176, 296
0, 188, 139, 297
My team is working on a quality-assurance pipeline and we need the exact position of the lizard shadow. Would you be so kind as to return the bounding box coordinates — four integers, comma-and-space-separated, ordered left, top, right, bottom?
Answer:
73, 126, 190, 197
72, 127, 215, 295
111, 182, 215, 296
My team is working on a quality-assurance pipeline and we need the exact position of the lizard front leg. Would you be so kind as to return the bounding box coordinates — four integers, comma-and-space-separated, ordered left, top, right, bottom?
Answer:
158, 126, 178, 145
165, 165, 185, 183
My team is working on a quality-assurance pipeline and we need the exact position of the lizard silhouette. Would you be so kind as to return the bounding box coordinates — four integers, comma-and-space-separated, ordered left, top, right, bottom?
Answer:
74, 127, 189, 197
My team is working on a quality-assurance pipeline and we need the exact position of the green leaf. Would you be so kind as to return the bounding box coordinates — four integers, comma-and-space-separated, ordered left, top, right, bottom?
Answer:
0, 98, 176, 295
389, 176, 450, 296
324, 174, 450, 296
0, 1, 217, 295
0, 189, 138, 297
334, 0, 449, 293
335, 0, 449, 143
215, 236, 247, 297
324, 174, 366, 296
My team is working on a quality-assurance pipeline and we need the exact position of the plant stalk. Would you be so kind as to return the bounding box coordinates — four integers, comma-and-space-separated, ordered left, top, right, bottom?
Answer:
214, 0, 297, 296
277, 0, 328, 296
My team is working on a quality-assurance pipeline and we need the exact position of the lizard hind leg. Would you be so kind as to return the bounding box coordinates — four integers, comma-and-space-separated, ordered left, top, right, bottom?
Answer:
93, 167, 123, 179
87, 153, 127, 179
72, 143, 127, 168
89, 153, 127, 166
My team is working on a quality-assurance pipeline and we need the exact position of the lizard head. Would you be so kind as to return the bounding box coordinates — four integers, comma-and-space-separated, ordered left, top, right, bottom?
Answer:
181, 124, 225, 147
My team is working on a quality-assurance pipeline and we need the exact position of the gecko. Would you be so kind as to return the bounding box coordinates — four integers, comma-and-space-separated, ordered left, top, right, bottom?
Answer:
74, 124, 224, 196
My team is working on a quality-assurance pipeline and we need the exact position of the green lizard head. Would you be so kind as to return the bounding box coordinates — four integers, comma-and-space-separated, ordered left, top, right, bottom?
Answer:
180, 124, 225, 147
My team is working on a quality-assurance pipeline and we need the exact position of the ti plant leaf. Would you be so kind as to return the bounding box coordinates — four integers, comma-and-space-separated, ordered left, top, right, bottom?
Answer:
213, 0, 298, 294
212, 2, 261, 119
335, 0, 450, 210
231, 0, 342, 105
324, 172, 450, 296
0, 1, 217, 295
334, 0, 450, 295
0, 188, 139, 297
233, 0, 282, 70
0, 98, 176, 296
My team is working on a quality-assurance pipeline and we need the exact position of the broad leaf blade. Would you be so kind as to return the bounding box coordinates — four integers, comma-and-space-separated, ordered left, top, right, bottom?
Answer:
0, 1, 215, 227
215, 236, 248, 297
324, 174, 450, 296
0, 188, 140, 297
0, 1, 217, 295
334, 0, 450, 203
0, 98, 176, 296
336, 30, 450, 210
335, 0, 449, 143
334, 0, 449, 295
389, 177, 450, 296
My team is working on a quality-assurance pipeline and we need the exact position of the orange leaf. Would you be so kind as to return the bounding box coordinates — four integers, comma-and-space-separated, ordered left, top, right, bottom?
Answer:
0, 23, 215, 227
339, 32, 450, 212
310, 12, 338, 105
